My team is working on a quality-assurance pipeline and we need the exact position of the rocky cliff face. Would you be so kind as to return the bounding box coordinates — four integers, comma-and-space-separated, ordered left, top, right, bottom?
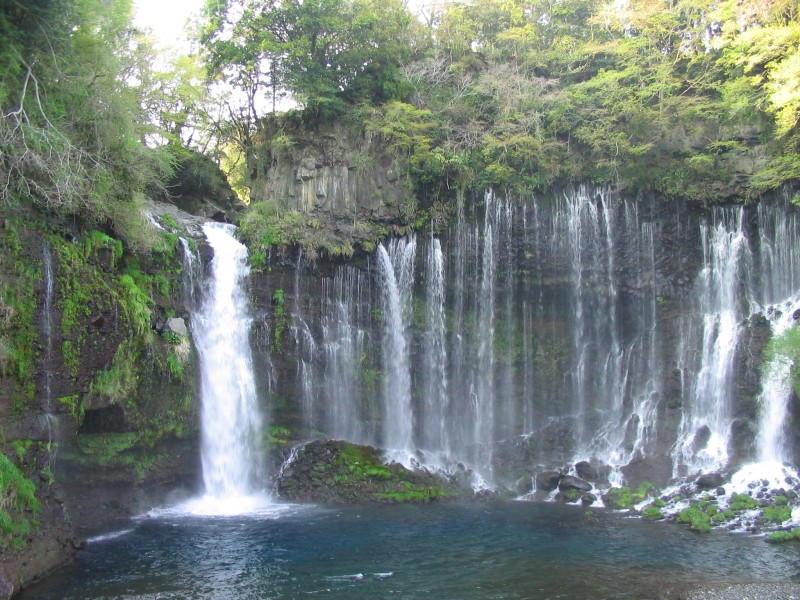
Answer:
248, 119, 416, 227
0, 204, 203, 598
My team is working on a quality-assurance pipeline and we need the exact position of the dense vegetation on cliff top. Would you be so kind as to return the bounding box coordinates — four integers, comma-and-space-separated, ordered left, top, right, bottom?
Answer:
2, 0, 798, 225
202, 0, 800, 203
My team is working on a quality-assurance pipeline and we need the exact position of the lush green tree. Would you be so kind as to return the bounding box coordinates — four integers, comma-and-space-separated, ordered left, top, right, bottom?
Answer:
0, 0, 174, 250
200, 0, 415, 118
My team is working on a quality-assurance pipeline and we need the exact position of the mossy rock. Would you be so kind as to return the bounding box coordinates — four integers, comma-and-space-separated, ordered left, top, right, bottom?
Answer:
276, 439, 465, 504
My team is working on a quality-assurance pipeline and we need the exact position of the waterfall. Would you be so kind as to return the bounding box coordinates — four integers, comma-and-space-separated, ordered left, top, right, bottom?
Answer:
672, 209, 752, 477
179, 237, 200, 311
727, 201, 800, 490
286, 189, 800, 491
319, 267, 370, 443
377, 236, 416, 456
420, 238, 448, 457
40, 239, 58, 445
543, 188, 663, 478
191, 222, 266, 512
473, 192, 497, 476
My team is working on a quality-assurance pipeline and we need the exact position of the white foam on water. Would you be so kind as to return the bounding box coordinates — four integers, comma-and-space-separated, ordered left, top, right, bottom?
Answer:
143, 493, 301, 519
85, 528, 135, 543
725, 462, 800, 497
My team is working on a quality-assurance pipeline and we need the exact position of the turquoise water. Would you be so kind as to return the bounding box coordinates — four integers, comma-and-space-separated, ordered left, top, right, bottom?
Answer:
21, 501, 800, 599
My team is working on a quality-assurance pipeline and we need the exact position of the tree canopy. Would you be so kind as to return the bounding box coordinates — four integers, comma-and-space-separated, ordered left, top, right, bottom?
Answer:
200, 0, 416, 118
200, 0, 799, 203
0, 0, 177, 249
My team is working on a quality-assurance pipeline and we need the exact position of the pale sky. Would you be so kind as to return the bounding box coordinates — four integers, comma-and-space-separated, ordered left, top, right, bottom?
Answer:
133, 0, 205, 51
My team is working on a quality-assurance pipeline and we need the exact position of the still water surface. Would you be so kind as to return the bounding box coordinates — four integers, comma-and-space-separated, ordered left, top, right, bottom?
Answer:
21, 501, 800, 599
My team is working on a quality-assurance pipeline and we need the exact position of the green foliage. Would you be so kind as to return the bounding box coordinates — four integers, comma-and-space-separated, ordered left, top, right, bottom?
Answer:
730, 493, 758, 512
677, 504, 712, 532
222, 0, 798, 202
0, 0, 175, 246
272, 288, 287, 350
200, 0, 415, 118
763, 505, 792, 523
764, 326, 800, 398
642, 505, 664, 520
239, 200, 376, 259
0, 452, 40, 545
268, 426, 292, 448
0, 219, 39, 407
604, 482, 655, 510
768, 528, 800, 543
82, 230, 124, 267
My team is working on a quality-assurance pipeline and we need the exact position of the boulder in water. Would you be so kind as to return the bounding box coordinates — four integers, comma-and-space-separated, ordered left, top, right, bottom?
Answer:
696, 473, 726, 490
535, 470, 562, 492
575, 460, 611, 483
559, 475, 593, 494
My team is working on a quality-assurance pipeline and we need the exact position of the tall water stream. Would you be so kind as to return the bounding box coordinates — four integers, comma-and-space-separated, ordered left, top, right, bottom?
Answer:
189, 222, 267, 512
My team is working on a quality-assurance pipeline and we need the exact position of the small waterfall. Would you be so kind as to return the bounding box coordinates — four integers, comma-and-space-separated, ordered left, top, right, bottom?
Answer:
727, 201, 800, 489
420, 238, 448, 456
319, 267, 370, 443
40, 239, 58, 445
179, 237, 200, 311
757, 303, 799, 463
473, 192, 497, 477
673, 209, 752, 477
377, 236, 416, 456
191, 222, 266, 511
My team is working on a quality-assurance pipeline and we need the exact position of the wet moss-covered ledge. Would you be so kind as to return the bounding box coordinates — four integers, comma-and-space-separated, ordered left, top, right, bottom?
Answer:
275, 440, 471, 504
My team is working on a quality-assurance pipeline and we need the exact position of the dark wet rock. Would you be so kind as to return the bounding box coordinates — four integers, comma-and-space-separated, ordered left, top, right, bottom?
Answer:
581, 493, 597, 505
558, 475, 592, 494
621, 455, 674, 488
692, 425, 712, 454
492, 420, 577, 488
514, 475, 533, 495
535, 471, 562, 492
574, 460, 610, 482
696, 473, 725, 490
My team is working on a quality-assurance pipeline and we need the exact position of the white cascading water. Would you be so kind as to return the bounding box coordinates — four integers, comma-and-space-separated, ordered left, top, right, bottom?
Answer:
285, 190, 800, 492
727, 200, 800, 494
190, 222, 267, 514
378, 236, 416, 458
319, 268, 369, 443
40, 239, 58, 445
420, 238, 449, 459
548, 188, 661, 481
473, 192, 497, 479
672, 209, 752, 477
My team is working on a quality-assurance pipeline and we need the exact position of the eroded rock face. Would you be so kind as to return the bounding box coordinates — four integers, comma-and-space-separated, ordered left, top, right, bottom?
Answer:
249, 120, 412, 225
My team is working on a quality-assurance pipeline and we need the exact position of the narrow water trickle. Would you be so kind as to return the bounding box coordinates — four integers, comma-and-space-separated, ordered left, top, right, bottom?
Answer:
190, 222, 267, 514
40, 239, 59, 445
